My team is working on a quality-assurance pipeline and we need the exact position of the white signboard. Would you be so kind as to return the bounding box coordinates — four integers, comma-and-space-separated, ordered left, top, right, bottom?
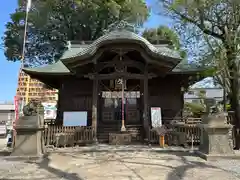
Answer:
151, 107, 162, 128
42, 102, 57, 120
63, 111, 87, 127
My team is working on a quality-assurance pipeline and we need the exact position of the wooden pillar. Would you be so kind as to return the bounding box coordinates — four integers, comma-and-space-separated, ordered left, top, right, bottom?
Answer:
56, 83, 63, 125
143, 65, 150, 141
92, 77, 98, 143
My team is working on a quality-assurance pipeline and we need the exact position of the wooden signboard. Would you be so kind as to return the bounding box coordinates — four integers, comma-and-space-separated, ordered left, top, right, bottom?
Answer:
102, 91, 140, 98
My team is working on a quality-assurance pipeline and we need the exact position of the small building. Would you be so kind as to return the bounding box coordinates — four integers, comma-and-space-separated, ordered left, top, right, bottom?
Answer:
184, 88, 223, 103
0, 103, 15, 136
23, 28, 203, 142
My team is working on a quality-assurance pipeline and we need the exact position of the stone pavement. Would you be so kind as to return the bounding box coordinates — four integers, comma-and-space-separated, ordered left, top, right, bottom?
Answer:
0, 146, 240, 180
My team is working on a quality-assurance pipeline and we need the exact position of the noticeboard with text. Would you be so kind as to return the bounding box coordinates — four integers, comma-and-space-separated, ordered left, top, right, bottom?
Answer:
151, 107, 162, 128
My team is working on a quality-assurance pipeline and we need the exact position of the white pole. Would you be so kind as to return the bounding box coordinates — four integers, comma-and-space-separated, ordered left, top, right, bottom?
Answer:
21, 0, 31, 69
190, 134, 194, 153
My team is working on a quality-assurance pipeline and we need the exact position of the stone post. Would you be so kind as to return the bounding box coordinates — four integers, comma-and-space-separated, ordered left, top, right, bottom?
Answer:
196, 113, 236, 160
11, 110, 45, 157
92, 78, 99, 143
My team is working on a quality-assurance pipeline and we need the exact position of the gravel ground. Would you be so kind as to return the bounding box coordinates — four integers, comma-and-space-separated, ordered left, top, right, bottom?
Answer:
0, 147, 240, 180
208, 159, 240, 178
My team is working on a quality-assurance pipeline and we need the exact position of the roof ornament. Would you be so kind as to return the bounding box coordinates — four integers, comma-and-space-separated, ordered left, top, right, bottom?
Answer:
103, 20, 138, 34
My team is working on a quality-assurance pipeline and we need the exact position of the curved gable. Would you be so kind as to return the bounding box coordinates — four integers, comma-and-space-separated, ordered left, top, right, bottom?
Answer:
61, 30, 182, 68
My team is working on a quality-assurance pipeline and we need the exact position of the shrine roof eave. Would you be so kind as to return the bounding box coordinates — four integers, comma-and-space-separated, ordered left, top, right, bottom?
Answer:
22, 61, 71, 75
170, 66, 209, 75
22, 61, 72, 89
169, 67, 211, 86
60, 30, 182, 67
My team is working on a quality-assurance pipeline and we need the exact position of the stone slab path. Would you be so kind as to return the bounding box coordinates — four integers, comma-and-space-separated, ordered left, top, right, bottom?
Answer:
0, 146, 240, 180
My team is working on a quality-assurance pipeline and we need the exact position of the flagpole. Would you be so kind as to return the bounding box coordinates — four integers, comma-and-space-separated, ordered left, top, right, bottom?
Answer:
14, 1, 31, 147
21, 0, 31, 105
21, 0, 31, 69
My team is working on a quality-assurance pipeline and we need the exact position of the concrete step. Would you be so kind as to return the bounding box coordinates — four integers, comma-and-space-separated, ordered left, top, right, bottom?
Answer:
97, 125, 143, 142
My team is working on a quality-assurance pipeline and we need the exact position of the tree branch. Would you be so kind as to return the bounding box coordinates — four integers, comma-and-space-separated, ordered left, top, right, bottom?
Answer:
170, 7, 224, 40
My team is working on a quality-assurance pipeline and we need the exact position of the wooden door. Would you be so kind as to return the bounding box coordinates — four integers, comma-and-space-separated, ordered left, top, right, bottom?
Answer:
126, 97, 140, 124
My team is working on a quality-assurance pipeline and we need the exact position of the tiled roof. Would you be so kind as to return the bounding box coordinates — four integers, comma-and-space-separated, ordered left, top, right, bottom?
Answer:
23, 30, 205, 75
61, 30, 182, 61
23, 60, 70, 74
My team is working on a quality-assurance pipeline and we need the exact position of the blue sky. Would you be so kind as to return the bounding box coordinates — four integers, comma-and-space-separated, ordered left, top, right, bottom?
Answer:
0, 0, 20, 102
0, 0, 176, 102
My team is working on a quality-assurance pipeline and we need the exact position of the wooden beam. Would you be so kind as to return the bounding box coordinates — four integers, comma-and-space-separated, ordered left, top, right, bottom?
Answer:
139, 51, 174, 68
69, 49, 105, 68
122, 55, 145, 72
85, 72, 157, 80
95, 55, 145, 73
95, 55, 120, 72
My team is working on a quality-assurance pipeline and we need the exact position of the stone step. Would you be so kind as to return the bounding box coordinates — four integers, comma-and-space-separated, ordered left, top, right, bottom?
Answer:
97, 125, 143, 142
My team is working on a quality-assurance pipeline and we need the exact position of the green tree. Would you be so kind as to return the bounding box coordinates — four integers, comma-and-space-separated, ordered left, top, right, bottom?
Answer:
4, 0, 149, 66
158, 0, 240, 149
142, 25, 187, 59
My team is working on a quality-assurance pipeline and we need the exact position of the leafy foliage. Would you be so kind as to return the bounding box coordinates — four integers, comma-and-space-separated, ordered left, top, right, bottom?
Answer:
184, 102, 205, 118
157, 0, 240, 148
142, 25, 187, 59
4, 0, 149, 66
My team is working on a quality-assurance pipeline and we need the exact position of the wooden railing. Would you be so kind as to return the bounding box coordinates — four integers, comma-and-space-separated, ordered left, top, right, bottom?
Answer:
149, 118, 202, 145
172, 124, 201, 143
184, 118, 201, 124
149, 124, 201, 145
44, 125, 93, 146
149, 114, 236, 146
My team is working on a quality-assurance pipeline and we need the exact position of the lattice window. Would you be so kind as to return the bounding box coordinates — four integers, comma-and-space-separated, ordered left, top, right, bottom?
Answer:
102, 111, 114, 121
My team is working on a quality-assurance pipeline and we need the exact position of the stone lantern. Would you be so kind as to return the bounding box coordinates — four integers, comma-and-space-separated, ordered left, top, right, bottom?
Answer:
196, 112, 236, 160
11, 100, 45, 157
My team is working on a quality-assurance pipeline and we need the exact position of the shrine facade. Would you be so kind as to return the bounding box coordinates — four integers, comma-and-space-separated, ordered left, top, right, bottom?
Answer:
23, 29, 201, 143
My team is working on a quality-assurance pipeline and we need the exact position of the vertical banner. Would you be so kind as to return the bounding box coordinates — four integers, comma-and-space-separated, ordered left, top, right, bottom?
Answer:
14, 96, 19, 126
13, 96, 19, 147
18, 99, 25, 117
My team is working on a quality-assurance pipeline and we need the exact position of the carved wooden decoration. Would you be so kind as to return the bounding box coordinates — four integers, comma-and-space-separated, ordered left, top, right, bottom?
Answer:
101, 91, 140, 98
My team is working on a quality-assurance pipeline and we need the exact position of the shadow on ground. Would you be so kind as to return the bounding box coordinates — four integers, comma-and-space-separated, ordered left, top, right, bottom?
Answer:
2, 149, 240, 180
59, 150, 240, 180
2, 153, 83, 180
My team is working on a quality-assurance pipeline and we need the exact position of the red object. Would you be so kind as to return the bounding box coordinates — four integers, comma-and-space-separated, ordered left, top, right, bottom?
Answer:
13, 96, 19, 148
121, 80, 124, 121
14, 96, 19, 128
